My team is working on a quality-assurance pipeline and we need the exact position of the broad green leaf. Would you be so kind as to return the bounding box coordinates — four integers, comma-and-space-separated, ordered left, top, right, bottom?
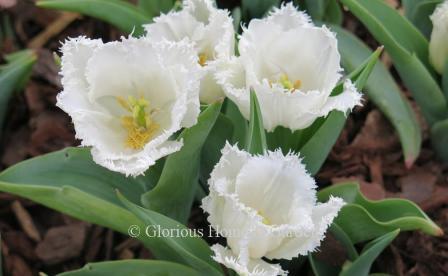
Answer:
332, 25, 422, 166
138, 0, 175, 17
232, 7, 242, 32
341, 0, 448, 125
300, 48, 381, 175
0, 50, 36, 137
308, 223, 358, 276
118, 193, 223, 276
309, 254, 340, 276
37, 0, 151, 35
245, 89, 267, 155
0, 147, 150, 232
59, 260, 199, 276
0, 148, 213, 269
267, 126, 303, 154
318, 183, 442, 243
341, 0, 429, 65
443, 62, 448, 96
141, 103, 222, 223
340, 230, 399, 276
300, 111, 346, 175
330, 223, 359, 261
408, 0, 442, 38
402, 0, 422, 17
305, 0, 343, 25
224, 99, 247, 144
430, 118, 448, 162
305, 0, 327, 20
324, 0, 343, 25
200, 114, 233, 184
241, 0, 280, 20
276, 116, 327, 154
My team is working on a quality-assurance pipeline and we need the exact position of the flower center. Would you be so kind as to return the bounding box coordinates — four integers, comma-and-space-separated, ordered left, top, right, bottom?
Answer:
270, 74, 302, 92
257, 210, 271, 225
116, 95, 159, 150
198, 53, 209, 67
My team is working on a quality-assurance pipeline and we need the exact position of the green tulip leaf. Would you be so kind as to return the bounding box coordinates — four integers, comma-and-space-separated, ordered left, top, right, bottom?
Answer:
318, 183, 443, 243
37, 0, 151, 35
0, 50, 36, 137
137, 0, 175, 17
141, 102, 222, 223
443, 62, 448, 94
403, 0, 442, 38
341, 0, 429, 64
410, 0, 442, 38
241, 0, 280, 20
200, 114, 234, 184
309, 253, 340, 276
0, 146, 223, 271
402, 0, 424, 18
341, 0, 448, 125
430, 118, 448, 162
330, 223, 359, 261
224, 99, 247, 144
58, 260, 199, 276
232, 7, 242, 32
245, 89, 267, 155
300, 47, 381, 175
118, 192, 223, 276
340, 230, 400, 276
0, 147, 152, 233
299, 111, 346, 176
305, 0, 343, 25
332, 25, 422, 166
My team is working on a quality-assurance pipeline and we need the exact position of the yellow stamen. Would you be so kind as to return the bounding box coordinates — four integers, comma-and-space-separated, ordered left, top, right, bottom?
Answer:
279, 74, 294, 90
116, 96, 159, 150
277, 74, 301, 92
116, 96, 132, 111
293, 79, 302, 90
257, 211, 271, 225
198, 53, 208, 67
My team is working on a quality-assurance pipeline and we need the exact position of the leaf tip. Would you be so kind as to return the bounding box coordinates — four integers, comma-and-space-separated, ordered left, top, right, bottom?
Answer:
434, 225, 444, 237
404, 156, 416, 169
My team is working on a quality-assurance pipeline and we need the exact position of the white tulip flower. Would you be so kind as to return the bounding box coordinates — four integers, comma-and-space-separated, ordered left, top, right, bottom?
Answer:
429, 0, 448, 74
215, 3, 361, 132
57, 36, 202, 176
144, 0, 235, 104
202, 143, 345, 275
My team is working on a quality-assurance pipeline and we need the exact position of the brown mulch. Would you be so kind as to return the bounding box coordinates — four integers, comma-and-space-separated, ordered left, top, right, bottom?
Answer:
0, 1, 447, 275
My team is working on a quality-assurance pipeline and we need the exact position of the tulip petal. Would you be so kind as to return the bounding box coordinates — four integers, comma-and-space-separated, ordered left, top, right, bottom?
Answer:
317, 79, 362, 117
211, 244, 287, 276
57, 37, 201, 176
144, 0, 235, 104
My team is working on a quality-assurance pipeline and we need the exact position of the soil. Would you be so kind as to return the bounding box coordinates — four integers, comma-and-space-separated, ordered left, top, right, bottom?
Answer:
0, 1, 446, 275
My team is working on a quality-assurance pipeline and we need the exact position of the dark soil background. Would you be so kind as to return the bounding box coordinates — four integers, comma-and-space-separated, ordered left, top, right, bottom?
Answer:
0, 0, 446, 275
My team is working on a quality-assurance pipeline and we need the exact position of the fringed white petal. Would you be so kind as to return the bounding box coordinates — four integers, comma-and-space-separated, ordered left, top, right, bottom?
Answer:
211, 244, 287, 276
57, 36, 201, 176
202, 144, 345, 271
267, 2, 313, 30
144, 0, 234, 103
317, 79, 362, 118
265, 196, 345, 260
216, 3, 353, 132
57, 36, 102, 115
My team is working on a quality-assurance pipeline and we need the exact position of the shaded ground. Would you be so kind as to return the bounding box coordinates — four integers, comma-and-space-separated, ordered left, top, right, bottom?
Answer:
0, 1, 446, 275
